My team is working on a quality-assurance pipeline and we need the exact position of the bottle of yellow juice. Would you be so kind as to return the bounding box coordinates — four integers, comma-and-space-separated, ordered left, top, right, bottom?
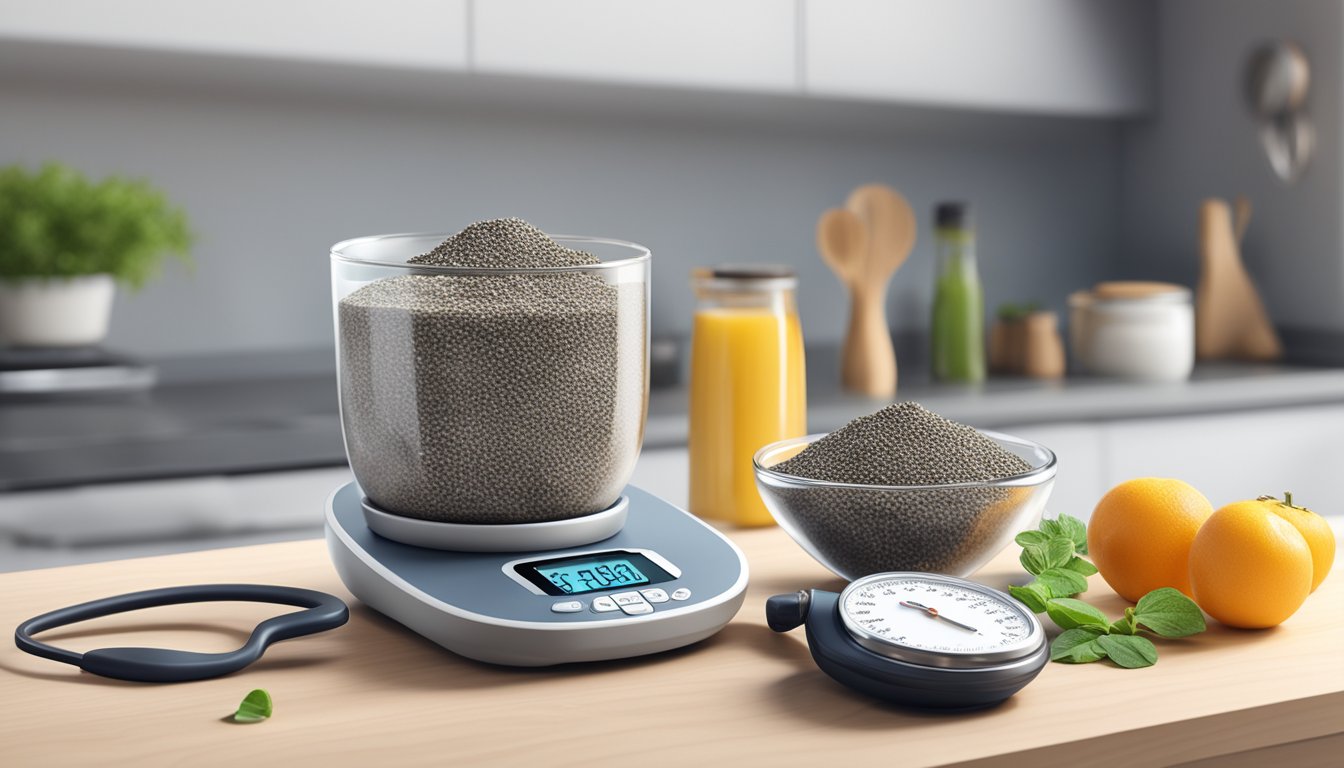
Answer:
689, 265, 806, 526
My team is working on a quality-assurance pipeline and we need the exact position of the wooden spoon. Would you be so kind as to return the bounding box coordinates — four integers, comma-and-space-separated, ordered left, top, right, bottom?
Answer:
845, 184, 917, 283
816, 208, 867, 280
825, 184, 916, 397
817, 187, 912, 398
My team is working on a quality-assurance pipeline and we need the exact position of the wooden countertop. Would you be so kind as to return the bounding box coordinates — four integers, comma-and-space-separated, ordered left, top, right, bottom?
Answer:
2, 523, 1341, 767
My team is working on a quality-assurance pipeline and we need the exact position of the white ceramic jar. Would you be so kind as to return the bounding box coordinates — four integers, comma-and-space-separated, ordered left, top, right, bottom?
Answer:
1069, 283, 1194, 381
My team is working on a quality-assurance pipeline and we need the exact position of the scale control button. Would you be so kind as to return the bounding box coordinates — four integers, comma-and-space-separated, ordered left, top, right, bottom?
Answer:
551, 600, 585, 613
670, 588, 692, 601
591, 596, 620, 613
620, 601, 654, 616
612, 592, 644, 606
640, 588, 670, 603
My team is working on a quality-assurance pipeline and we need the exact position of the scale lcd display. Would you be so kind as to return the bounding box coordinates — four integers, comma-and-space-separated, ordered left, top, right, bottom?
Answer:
515, 550, 676, 596
538, 558, 647, 594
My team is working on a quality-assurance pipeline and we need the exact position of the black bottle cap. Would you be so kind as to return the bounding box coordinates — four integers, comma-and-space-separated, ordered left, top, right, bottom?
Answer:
935, 202, 972, 230
711, 263, 796, 280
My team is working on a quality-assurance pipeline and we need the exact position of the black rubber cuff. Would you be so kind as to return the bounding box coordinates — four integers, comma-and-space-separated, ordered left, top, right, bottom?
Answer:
14, 584, 349, 683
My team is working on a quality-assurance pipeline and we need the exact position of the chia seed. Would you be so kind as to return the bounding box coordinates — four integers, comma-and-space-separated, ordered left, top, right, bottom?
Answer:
775, 402, 1030, 485
338, 218, 644, 524
767, 402, 1039, 577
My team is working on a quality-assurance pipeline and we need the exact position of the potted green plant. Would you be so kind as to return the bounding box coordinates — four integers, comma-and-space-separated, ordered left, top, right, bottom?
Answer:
0, 162, 193, 347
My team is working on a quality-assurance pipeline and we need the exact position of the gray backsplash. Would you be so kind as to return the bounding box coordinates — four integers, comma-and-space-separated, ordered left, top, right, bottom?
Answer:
1120, 0, 1344, 334
0, 74, 1123, 358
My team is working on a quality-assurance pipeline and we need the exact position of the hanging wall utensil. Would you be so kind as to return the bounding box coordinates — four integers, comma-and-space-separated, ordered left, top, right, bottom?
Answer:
1246, 41, 1314, 184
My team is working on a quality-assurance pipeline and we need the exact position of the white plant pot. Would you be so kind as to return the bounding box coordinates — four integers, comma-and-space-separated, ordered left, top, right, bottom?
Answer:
0, 274, 116, 347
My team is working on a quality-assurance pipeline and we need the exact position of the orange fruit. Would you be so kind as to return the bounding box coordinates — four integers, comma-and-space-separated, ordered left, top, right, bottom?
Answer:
1259, 493, 1335, 592
1088, 478, 1213, 602
1189, 501, 1313, 628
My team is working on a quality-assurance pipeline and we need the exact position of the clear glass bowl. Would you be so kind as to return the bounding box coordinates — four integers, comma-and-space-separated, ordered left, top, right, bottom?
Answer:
330, 233, 650, 525
753, 431, 1056, 580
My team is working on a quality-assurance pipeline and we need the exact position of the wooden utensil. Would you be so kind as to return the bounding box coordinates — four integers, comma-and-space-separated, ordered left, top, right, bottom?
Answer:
1021, 311, 1066, 379
1196, 198, 1282, 361
817, 208, 892, 397
815, 184, 915, 398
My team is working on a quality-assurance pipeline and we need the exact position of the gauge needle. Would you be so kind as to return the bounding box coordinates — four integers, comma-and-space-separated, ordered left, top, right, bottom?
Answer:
899, 600, 978, 632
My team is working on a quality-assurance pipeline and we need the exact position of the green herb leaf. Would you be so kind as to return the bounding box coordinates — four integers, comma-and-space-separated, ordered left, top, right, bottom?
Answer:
1019, 546, 1048, 575
1096, 635, 1158, 669
1022, 537, 1075, 575
1061, 556, 1099, 577
1109, 607, 1137, 635
1050, 627, 1107, 663
1045, 598, 1111, 630
1043, 537, 1076, 569
232, 689, 273, 723
1008, 583, 1050, 613
1053, 514, 1089, 555
1015, 530, 1050, 548
1133, 587, 1207, 638
1036, 567, 1089, 597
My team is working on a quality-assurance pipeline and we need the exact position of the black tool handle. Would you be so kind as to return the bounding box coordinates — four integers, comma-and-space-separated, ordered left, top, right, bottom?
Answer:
15, 584, 349, 683
765, 590, 812, 632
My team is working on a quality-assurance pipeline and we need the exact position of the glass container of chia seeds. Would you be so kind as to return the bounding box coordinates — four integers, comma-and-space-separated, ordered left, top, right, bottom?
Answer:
330, 225, 650, 525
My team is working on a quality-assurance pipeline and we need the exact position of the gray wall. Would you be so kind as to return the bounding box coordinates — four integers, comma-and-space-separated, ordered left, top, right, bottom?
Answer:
0, 68, 1124, 358
1121, 0, 1344, 332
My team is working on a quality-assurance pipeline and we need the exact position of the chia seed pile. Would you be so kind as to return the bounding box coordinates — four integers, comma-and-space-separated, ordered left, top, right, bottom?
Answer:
767, 402, 1039, 577
338, 218, 644, 524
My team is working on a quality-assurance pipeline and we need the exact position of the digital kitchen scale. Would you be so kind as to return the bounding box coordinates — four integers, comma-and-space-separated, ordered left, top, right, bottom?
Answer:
325, 482, 749, 666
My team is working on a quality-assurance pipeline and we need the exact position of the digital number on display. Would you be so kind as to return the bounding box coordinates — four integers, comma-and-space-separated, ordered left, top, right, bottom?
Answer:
537, 558, 650, 595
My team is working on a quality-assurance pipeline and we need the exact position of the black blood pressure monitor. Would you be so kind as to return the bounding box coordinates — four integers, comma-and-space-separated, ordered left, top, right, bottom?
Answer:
768, 572, 1049, 709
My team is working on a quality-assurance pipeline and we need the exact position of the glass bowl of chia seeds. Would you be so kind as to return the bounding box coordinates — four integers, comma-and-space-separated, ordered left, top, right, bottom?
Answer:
331, 220, 650, 526
753, 422, 1057, 580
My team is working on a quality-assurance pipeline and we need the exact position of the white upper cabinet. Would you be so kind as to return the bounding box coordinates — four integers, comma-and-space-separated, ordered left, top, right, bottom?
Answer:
0, 1, 1154, 116
0, 0, 468, 69
472, 0, 798, 92
804, 0, 1154, 116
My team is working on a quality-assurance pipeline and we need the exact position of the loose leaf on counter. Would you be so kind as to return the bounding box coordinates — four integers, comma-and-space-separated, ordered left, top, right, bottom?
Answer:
1097, 635, 1158, 669
1041, 515, 1089, 555
1009, 583, 1050, 614
1061, 556, 1099, 577
1050, 627, 1107, 663
1133, 587, 1207, 638
1036, 567, 1089, 597
232, 689, 273, 723
1045, 598, 1110, 631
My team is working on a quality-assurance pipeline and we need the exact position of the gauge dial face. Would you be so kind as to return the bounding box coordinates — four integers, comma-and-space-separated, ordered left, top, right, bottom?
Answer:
839, 572, 1043, 669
